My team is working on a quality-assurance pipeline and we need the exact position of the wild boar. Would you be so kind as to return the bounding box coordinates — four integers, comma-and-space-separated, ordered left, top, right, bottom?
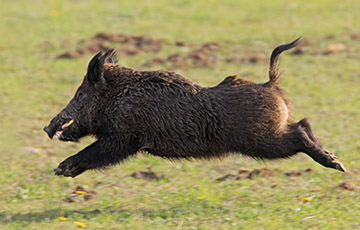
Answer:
44, 37, 346, 178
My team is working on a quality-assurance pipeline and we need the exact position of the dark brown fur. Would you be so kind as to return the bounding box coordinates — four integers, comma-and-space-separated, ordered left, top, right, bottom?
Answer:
44, 38, 346, 178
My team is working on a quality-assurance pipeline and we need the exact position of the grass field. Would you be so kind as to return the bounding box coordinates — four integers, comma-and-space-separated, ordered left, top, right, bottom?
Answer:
1, 0, 359, 229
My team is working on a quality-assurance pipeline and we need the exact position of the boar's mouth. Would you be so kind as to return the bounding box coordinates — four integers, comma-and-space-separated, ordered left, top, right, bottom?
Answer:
44, 119, 74, 140
53, 119, 74, 139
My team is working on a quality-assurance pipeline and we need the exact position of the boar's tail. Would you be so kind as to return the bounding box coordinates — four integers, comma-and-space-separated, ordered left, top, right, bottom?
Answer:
267, 37, 301, 87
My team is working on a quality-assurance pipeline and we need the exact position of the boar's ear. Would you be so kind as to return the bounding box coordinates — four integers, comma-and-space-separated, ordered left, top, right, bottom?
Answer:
87, 51, 105, 87
102, 49, 118, 65
86, 49, 117, 87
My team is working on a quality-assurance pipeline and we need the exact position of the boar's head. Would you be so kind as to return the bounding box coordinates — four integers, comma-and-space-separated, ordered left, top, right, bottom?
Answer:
44, 50, 117, 142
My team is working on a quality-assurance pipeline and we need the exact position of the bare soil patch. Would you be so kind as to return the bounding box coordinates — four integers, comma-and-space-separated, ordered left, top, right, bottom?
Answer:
130, 167, 164, 181
338, 181, 356, 191
216, 168, 278, 182
64, 185, 97, 203
284, 168, 314, 177
55, 33, 357, 69
57, 32, 165, 59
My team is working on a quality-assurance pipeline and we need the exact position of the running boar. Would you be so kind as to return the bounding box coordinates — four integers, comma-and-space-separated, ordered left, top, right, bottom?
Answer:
44, 37, 346, 178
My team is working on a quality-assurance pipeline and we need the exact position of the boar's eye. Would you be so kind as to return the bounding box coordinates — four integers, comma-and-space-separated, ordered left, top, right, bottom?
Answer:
76, 90, 86, 100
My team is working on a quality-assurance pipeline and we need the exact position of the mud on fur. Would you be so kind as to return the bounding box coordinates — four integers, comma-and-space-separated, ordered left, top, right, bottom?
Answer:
44, 37, 346, 178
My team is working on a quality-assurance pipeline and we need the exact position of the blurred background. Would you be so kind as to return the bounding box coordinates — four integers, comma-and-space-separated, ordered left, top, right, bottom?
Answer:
0, 0, 359, 229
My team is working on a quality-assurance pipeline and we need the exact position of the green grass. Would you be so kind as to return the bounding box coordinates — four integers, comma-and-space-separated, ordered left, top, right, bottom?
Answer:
1, 0, 359, 229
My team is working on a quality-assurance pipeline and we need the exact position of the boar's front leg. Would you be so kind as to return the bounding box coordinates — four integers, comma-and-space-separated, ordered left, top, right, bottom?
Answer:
54, 138, 140, 178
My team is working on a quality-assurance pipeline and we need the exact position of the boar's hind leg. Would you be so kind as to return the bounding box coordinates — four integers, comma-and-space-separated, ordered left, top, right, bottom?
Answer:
295, 119, 346, 172
54, 138, 140, 178
297, 118, 322, 147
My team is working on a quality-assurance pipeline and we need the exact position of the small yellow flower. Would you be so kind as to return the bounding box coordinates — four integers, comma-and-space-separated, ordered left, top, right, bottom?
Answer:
50, 10, 59, 17
59, 217, 68, 221
74, 221, 87, 227
75, 191, 87, 195
302, 197, 312, 202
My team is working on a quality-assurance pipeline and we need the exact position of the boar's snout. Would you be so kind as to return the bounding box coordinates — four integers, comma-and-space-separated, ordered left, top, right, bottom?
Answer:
44, 115, 74, 140
43, 125, 53, 138
44, 116, 62, 139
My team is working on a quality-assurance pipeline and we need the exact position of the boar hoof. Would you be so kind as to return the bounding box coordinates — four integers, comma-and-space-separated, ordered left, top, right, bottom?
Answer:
54, 158, 86, 178
323, 152, 347, 173
332, 160, 347, 172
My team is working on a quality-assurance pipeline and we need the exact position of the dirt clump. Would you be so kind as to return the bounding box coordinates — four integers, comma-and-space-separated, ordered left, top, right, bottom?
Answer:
175, 41, 186, 46
323, 43, 346, 55
284, 168, 314, 177
225, 53, 267, 64
56, 34, 356, 67
83, 190, 98, 201
216, 168, 251, 182
94, 32, 164, 52
216, 168, 278, 182
348, 169, 360, 175
325, 34, 336, 40
64, 185, 97, 202
188, 42, 220, 67
57, 42, 110, 59
350, 33, 360, 40
56, 32, 276, 69
338, 181, 356, 191
144, 42, 269, 69
57, 33, 165, 59
216, 174, 241, 182
143, 42, 221, 69
130, 167, 164, 181
247, 168, 278, 179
